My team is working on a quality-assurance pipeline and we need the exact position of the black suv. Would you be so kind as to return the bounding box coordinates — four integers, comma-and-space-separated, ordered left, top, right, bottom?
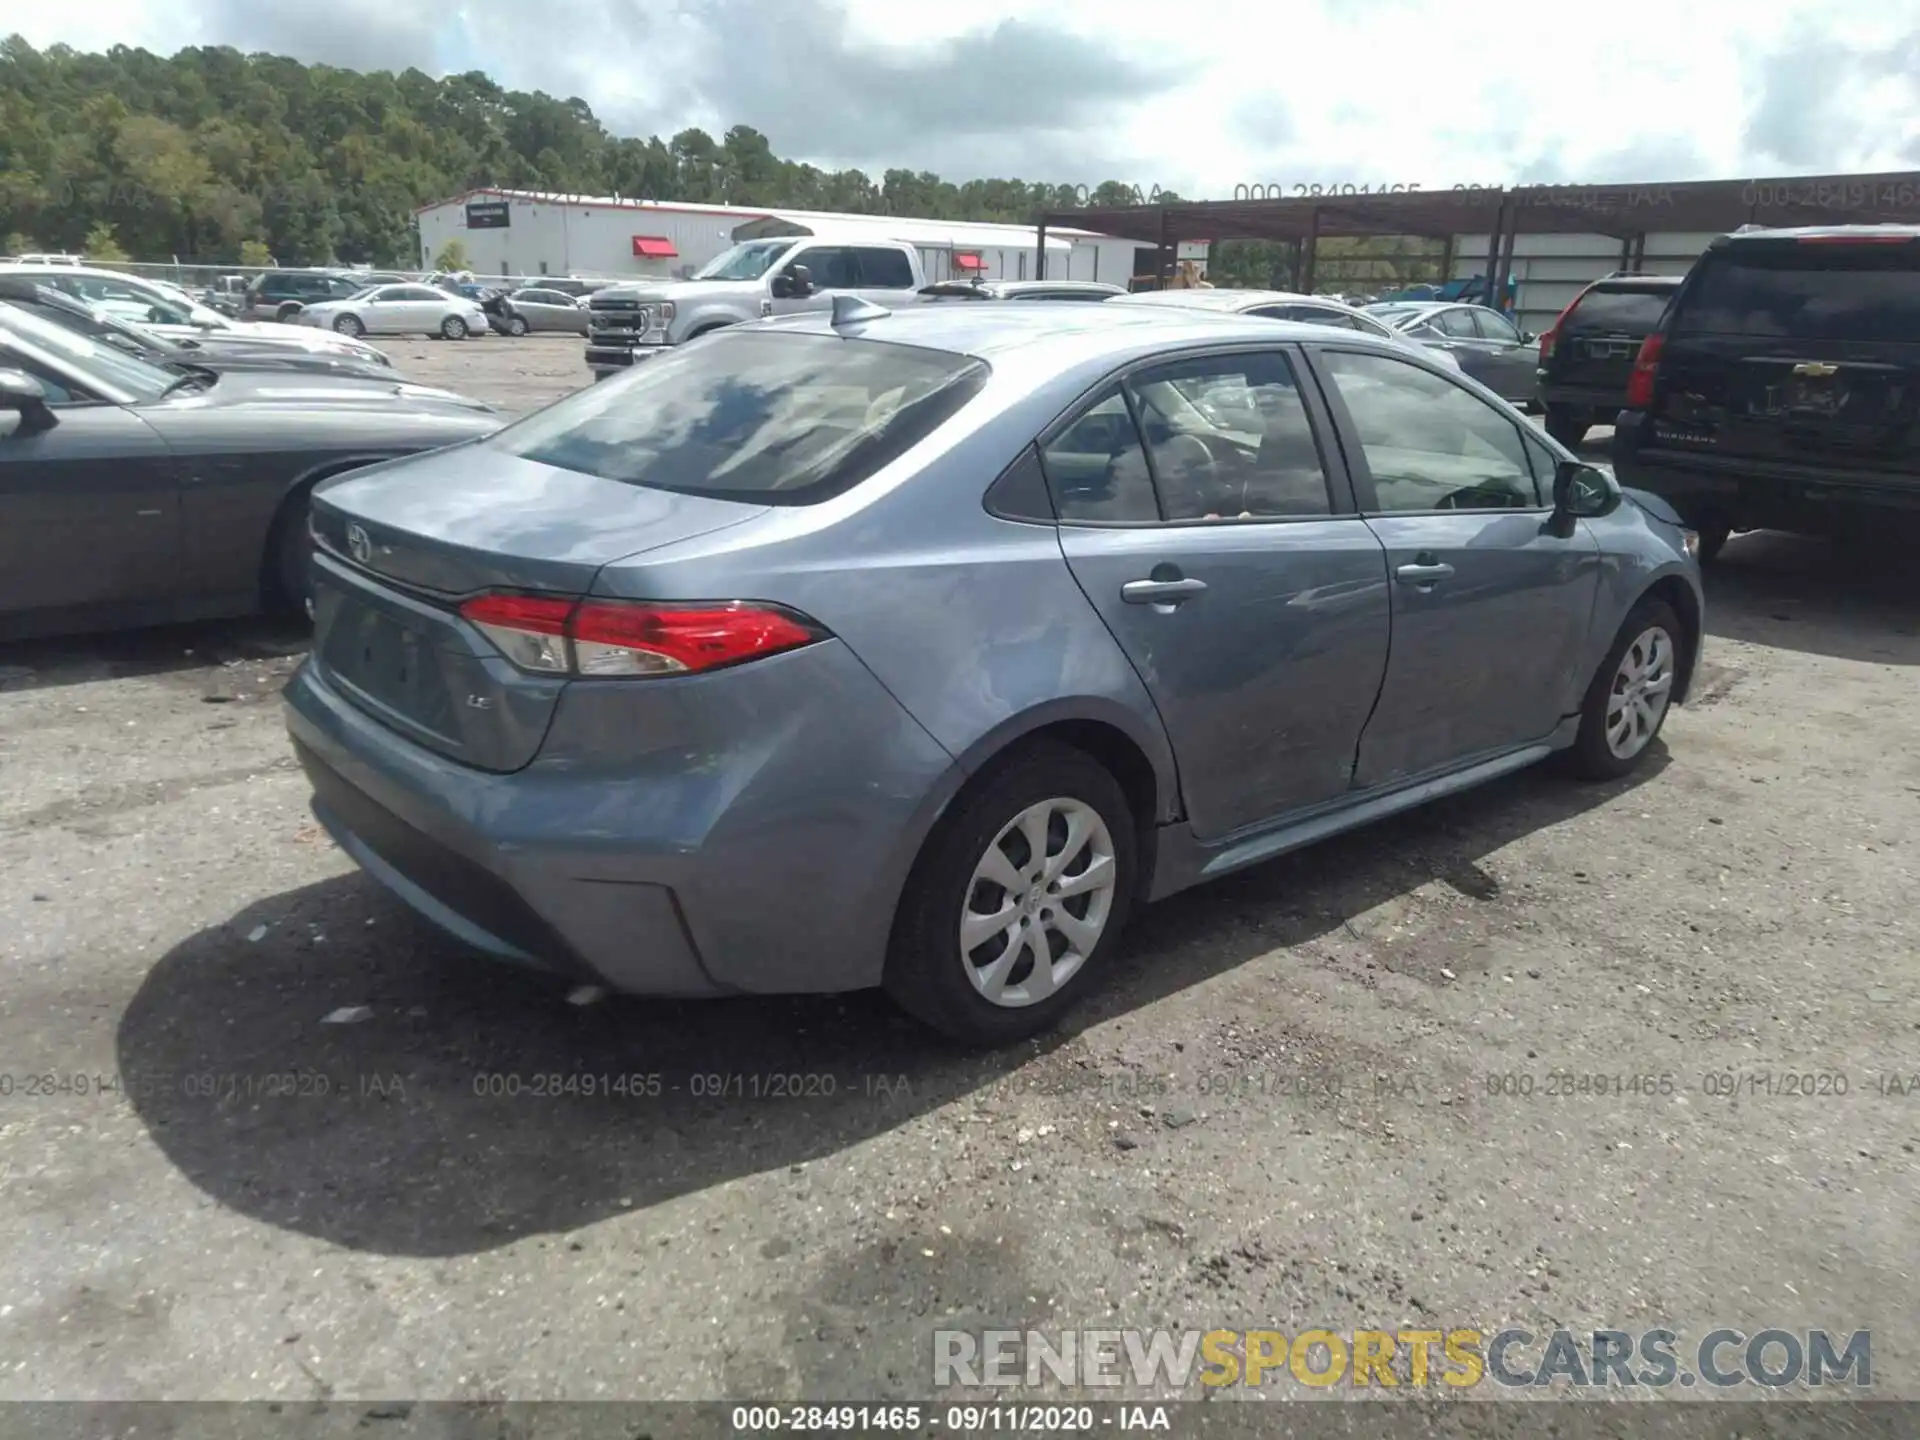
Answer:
1535, 273, 1682, 446
1613, 226, 1920, 561
243, 270, 403, 322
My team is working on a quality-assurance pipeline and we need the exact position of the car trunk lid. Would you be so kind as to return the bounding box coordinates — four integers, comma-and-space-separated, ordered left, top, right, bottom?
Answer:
307, 445, 770, 770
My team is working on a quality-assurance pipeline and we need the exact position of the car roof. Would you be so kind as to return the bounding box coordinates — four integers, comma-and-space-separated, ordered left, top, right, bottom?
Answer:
1588, 273, 1685, 288
1112, 287, 1327, 312
756, 298, 1408, 366
1720, 223, 1920, 245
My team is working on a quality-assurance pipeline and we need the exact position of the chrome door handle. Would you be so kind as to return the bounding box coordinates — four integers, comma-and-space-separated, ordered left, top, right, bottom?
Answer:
1395, 562, 1455, 584
1122, 577, 1208, 604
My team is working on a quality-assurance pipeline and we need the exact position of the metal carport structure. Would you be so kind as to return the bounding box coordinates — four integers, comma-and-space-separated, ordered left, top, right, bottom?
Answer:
1032, 171, 1920, 294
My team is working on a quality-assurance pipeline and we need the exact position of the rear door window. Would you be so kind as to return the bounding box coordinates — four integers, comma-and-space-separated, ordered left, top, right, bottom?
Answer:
853, 248, 915, 289
1564, 286, 1673, 332
496, 330, 989, 505
1673, 244, 1920, 341
1040, 390, 1160, 523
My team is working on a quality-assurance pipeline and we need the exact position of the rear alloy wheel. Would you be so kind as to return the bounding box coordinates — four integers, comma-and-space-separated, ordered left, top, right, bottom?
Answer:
332, 313, 365, 337
441, 315, 469, 340
1544, 406, 1590, 447
1562, 598, 1682, 780
507, 314, 530, 336
886, 741, 1136, 1046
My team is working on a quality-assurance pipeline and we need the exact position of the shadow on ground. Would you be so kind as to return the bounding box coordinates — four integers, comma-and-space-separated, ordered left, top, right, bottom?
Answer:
1700, 530, 1920, 666
116, 752, 1662, 1257
0, 618, 310, 694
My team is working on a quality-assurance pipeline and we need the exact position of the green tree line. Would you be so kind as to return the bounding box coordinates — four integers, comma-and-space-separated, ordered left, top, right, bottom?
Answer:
0, 35, 1190, 266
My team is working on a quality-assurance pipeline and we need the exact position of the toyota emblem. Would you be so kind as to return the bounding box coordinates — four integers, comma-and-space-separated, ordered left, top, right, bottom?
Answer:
346, 523, 373, 564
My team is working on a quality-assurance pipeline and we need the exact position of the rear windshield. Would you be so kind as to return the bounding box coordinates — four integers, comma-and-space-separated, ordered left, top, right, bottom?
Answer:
1674, 244, 1920, 342
495, 330, 991, 504
1565, 286, 1674, 332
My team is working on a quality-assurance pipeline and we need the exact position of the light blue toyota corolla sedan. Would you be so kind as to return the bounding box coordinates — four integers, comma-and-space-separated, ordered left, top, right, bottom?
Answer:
284, 298, 1703, 1045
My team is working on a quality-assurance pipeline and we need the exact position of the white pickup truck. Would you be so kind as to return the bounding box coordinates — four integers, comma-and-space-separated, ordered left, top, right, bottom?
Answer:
585, 233, 928, 378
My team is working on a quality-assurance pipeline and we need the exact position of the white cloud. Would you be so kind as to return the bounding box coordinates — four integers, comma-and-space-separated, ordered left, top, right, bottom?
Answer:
11, 0, 1920, 192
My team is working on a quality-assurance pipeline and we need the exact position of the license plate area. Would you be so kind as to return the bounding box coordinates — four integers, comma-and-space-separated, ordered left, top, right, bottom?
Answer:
319, 601, 460, 744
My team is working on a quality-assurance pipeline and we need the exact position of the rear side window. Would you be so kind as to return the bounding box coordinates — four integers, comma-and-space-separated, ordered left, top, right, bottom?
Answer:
1564, 285, 1673, 332
496, 330, 989, 505
1674, 245, 1920, 342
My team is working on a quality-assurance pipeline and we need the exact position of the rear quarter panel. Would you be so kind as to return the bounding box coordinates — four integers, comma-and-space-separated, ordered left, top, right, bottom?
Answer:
587, 363, 1184, 822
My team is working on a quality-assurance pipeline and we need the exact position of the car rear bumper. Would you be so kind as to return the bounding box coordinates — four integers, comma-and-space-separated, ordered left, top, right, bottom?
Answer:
1538, 381, 1626, 416
1613, 411, 1920, 528
282, 642, 959, 998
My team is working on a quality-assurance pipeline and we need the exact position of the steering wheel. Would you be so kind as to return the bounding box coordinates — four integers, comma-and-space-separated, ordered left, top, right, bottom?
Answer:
1433, 485, 1502, 510
1156, 433, 1227, 510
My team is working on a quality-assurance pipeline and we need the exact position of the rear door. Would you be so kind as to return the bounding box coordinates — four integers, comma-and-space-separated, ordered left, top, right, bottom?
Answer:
850, 246, 921, 306
1043, 346, 1392, 841
1653, 236, 1920, 477
1467, 307, 1537, 401
1307, 345, 1601, 788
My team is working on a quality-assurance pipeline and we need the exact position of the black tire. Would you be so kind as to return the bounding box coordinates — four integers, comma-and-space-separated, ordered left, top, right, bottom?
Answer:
884, 740, 1138, 1047
332, 313, 365, 337
441, 315, 469, 340
270, 490, 317, 618
276, 301, 304, 322
1544, 406, 1589, 448
1561, 597, 1683, 781
507, 314, 530, 336
1692, 515, 1731, 565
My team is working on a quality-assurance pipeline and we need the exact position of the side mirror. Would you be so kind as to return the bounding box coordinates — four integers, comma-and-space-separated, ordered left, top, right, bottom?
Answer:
1552, 460, 1621, 519
0, 369, 55, 432
771, 265, 813, 300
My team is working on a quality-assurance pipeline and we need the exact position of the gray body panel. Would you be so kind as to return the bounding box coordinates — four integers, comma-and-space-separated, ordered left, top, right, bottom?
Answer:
290, 302, 1704, 1000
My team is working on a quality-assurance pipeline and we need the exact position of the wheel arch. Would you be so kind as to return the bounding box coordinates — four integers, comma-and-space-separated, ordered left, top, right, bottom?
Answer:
1641, 573, 1702, 705
258, 452, 405, 609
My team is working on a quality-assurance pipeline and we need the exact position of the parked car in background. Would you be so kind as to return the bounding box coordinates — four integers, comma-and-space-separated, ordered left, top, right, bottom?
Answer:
1367, 301, 1541, 404
1535, 274, 1684, 447
1113, 287, 1465, 370
918, 279, 1125, 303
585, 235, 928, 377
294, 283, 489, 340
1, 263, 395, 368
0, 282, 399, 381
0, 302, 503, 641
244, 269, 380, 322
527, 276, 618, 300
1613, 225, 1920, 562
492, 286, 591, 336
286, 301, 1701, 1047
201, 274, 251, 316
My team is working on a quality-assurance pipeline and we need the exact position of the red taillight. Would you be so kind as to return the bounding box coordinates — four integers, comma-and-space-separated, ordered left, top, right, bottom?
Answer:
457, 594, 825, 678
1538, 325, 1558, 361
1624, 332, 1666, 409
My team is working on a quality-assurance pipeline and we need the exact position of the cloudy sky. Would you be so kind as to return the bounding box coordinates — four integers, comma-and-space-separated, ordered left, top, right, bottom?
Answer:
12, 0, 1920, 196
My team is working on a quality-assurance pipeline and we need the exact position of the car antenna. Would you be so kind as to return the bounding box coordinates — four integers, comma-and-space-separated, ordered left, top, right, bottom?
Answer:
830, 294, 891, 328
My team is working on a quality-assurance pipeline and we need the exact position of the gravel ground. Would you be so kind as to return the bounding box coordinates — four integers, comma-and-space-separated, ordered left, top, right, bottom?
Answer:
0, 335, 1915, 1404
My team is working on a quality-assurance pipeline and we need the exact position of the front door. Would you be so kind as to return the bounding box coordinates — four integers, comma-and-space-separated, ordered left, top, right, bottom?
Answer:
1467, 307, 1539, 402
1042, 349, 1392, 842
772, 246, 855, 318
0, 375, 179, 624
1307, 346, 1602, 789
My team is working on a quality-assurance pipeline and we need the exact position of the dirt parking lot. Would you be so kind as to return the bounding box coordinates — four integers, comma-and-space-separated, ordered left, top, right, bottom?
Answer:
0, 334, 1915, 1404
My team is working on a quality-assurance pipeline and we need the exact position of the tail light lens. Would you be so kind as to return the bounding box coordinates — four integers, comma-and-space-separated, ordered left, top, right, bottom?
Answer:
458, 594, 826, 677
1625, 332, 1666, 409
1538, 326, 1558, 361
